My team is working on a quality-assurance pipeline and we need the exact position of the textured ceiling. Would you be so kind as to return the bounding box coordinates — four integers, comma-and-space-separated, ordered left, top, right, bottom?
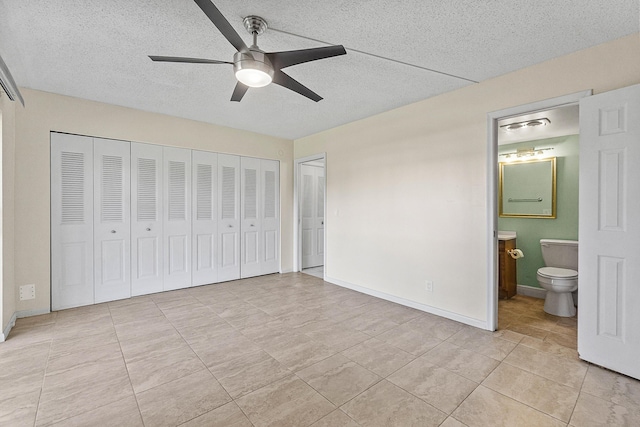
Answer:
0, 0, 638, 139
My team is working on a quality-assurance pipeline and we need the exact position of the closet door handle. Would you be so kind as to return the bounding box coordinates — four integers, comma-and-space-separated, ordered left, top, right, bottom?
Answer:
250, 224, 255, 227
146, 228, 151, 231
227, 224, 233, 228
111, 230, 116, 233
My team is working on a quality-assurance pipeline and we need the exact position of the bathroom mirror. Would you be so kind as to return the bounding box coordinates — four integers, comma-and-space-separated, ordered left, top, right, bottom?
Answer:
499, 157, 556, 218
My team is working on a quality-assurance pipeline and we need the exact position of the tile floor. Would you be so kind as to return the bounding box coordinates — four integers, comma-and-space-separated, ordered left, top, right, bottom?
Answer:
301, 266, 324, 279
1, 274, 640, 426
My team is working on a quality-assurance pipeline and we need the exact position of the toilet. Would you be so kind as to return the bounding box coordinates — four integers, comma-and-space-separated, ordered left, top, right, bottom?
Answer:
536, 239, 578, 317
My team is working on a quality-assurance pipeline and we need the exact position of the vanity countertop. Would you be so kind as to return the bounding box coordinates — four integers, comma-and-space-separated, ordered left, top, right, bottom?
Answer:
498, 231, 517, 241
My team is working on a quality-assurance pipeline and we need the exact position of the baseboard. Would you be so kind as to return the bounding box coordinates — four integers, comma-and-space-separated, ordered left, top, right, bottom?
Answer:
17, 308, 51, 318
324, 275, 489, 330
517, 284, 547, 299
1, 312, 18, 343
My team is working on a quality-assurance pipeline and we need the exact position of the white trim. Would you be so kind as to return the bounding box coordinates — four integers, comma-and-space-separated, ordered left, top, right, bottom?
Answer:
293, 154, 326, 273
17, 308, 51, 318
486, 90, 592, 332
517, 284, 547, 299
325, 275, 489, 330
1, 312, 17, 342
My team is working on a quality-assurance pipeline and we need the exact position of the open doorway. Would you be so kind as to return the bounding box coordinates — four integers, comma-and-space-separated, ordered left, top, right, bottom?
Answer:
486, 90, 591, 331
294, 154, 326, 278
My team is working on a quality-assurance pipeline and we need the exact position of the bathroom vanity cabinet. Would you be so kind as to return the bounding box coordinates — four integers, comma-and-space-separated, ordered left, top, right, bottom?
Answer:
499, 238, 517, 299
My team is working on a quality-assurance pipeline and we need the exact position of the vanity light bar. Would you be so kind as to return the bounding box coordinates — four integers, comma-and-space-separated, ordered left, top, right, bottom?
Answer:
499, 147, 554, 159
500, 118, 550, 131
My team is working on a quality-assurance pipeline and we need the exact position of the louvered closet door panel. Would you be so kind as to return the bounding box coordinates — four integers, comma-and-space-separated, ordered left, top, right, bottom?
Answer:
217, 154, 241, 282
192, 150, 217, 286
163, 147, 192, 291
260, 159, 280, 275
93, 138, 131, 303
241, 157, 261, 278
51, 132, 94, 310
131, 142, 163, 296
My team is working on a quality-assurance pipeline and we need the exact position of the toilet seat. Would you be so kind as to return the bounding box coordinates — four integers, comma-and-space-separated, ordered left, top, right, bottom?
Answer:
537, 267, 578, 280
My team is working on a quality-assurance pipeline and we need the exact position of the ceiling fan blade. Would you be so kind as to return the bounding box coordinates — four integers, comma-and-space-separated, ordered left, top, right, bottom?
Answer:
267, 45, 346, 70
231, 82, 249, 102
193, 0, 249, 53
272, 70, 322, 102
149, 55, 232, 64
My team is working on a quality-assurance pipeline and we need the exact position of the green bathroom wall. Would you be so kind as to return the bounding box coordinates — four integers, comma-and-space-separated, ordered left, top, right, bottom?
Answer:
498, 135, 579, 288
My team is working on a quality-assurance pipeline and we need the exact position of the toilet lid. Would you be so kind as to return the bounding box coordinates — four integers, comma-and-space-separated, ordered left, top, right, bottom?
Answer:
538, 267, 578, 279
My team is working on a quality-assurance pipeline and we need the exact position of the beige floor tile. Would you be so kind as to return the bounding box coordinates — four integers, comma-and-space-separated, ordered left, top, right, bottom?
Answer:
423, 342, 500, 383
136, 369, 231, 427
236, 375, 335, 427
0, 342, 50, 401
48, 396, 143, 427
208, 350, 292, 398
189, 329, 262, 367
108, 300, 164, 325
447, 327, 518, 361
506, 321, 549, 340
302, 323, 370, 352
0, 390, 39, 426
405, 315, 465, 341
3, 323, 55, 349
296, 354, 381, 406
118, 331, 187, 363
341, 380, 447, 427
518, 335, 579, 359
113, 317, 177, 342
342, 337, 415, 377
49, 329, 118, 359
339, 312, 400, 336
581, 365, 640, 408
504, 344, 587, 389
440, 417, 468, 426
53, 312, 114, 341
125, 343, 205, 393
262, 333, 337, 371
14, 313, 57, 328
545, 331, 577, 349
310, 409, 360, 427
375, 323, 443, 356
37, 345, 133, 426
180, 401, 252, 427
452, 386, 566, 427
388, 357, 478, 414
570, 392, 640, 426
482, 363, 579, 422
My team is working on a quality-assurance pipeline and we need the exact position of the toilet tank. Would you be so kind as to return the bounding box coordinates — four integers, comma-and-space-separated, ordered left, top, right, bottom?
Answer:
540, 239, 578, 270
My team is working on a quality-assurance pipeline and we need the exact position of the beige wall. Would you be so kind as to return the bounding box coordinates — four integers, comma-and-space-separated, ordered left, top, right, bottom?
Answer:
13, 89, 293, 315
295, 33, 640, 325
1, 92, 16, 335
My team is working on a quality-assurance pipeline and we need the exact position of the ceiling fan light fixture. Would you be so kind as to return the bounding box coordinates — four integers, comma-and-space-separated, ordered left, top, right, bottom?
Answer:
233, 51, 274, 88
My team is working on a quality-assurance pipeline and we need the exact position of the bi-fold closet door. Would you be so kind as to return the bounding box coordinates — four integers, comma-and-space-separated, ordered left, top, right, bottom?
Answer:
51, 134, 132, 310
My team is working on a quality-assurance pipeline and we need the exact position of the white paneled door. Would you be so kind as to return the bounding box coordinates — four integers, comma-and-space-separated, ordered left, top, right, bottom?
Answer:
131, 142, 163, 296
260, 159, 280, 275
93, 138, 131, 303
51, 133, 94, 310
163, 147, 192, 291
241, 157, 261, 278
301, 163, 324, 269
579, 83, 640, 380
217, 154, 241, 282
192, 150, 218, 287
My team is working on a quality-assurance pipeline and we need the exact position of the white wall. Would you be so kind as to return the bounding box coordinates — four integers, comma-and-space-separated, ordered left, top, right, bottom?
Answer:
12, 89, 293, 316
294, 33, 640, 326
1, 91, 16, 338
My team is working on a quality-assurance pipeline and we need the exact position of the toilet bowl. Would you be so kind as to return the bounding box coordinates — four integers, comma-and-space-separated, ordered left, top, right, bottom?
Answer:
537, 267, 578, 317
537, 239, 578, 317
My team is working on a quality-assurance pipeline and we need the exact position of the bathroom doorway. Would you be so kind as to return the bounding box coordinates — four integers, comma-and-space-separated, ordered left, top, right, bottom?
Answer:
486, 91, 590, 331
294, 154, 326, 278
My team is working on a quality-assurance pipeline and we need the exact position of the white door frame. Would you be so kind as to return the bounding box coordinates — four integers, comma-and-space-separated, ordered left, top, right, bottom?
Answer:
485, 90, 592, 331
294, 153, 326, 274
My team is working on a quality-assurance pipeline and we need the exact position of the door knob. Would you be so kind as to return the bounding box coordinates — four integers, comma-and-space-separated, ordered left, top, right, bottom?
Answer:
250, 224, 255, 227
111, 230, 116, 233
146, 228, 151, 231
227, 225, 233, 228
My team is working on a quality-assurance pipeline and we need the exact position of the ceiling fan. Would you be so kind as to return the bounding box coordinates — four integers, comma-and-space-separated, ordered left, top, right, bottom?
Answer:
149, 0, 347, 102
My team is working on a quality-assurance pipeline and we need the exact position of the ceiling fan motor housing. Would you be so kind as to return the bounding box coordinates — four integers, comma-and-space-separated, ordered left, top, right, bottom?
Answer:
233, 50, 274, 87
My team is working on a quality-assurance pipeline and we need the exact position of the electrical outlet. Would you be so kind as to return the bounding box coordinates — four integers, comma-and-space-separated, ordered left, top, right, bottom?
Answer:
19, 284, 36, 300
425, 280, 434, 292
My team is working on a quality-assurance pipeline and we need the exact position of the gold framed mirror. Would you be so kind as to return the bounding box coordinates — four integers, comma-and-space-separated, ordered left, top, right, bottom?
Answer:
499, 157, 557, 218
